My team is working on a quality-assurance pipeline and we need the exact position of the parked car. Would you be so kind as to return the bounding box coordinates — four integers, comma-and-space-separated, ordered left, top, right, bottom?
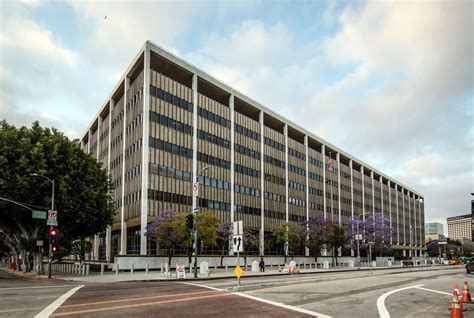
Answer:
466, 259, 474, 274
402, 258, 414, 267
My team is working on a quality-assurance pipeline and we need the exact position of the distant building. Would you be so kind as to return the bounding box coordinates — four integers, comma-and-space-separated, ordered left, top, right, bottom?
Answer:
425, 222, 444, 235
447, 214, 472, 242
425, 233, 446, 244
471, 193, 473, 241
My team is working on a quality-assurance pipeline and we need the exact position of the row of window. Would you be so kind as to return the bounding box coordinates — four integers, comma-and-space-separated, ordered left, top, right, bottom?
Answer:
197, 152, 231, 169
289, 197, 306, 207
264, 137, 285, 152
149, 163, 192, 181
264, 155, 285, 169
264, 191, 285, 202
309, 171, 324, 183
150, 111, 193, 135
113, 176, 122, 189
235, 164, 261, 178
198, 107, 231, 128
197, 130, 230, 149
309, 187, 323, 197
264, 173, 285, 186
125, 138, 143, 158
289, 147, 305, 161
309, 202, 324, 211
288, 164, 305, 176
289, 214, 306, 223
235, 143, 260, 160
99, 127, 109, 143
126, 87, 143, 113
111, 110, 124, 129
264, 209, 286, 220
309, 156, 324, 168
125, 164, 142, 182
235, 184, 261, 197
149, 84, 193, 112
197, 175, 229, 190
111, 155, 122, 170
289, 181, 305, 192
124, 190, 142, 205
110, 132, 123, 150
149, 137, 193, 159
235, 123, 260, 141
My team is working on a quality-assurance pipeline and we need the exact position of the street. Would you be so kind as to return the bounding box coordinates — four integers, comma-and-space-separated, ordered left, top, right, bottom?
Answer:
0, 267, 471, 317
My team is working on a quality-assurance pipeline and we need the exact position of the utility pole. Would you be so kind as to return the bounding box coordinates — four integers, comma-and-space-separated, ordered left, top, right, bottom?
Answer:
193, 166, 210, 279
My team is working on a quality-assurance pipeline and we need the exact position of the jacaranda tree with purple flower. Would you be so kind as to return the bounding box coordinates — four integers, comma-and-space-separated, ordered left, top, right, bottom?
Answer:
217, 221, 232, 266
305, 214, 332, 261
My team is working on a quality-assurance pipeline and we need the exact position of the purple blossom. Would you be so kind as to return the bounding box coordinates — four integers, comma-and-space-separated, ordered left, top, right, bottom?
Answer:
217, 221, 233, 241
145, 209, 177, 239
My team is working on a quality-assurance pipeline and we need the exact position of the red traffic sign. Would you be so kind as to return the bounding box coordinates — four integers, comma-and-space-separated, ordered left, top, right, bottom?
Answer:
193, 182, 199, 195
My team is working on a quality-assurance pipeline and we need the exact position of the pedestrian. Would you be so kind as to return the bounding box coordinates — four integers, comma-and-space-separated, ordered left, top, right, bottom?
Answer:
259, 257, 265, 272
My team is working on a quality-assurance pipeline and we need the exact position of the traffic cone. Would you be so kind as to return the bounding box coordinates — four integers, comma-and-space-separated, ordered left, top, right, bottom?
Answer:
450, 286, 464, 318
461, 281, 472, 303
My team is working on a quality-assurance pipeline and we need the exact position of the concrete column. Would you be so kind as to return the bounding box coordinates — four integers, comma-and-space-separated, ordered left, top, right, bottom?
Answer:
140, 44, 151, 255
304, 135, 310, 256
284, 124, 289, 223
371, 171, 375, 219
191, 73, 198, 214
413, 193, 416, 247
120, 76, 130, 255
259, 110, 265, 255
87, 130, 91, 153
402, 188, 405, 246
229, 94, 235, 255
395, 184, 399, 245
105, 225, 111, 262
121, 221, 127, 254
418, 196, 421, 247
361, 166, 365, 220
388, 181, 392, 245
93, 234, 99, 261
349, 160, 354, 220
336, 153, 341, 225
322, 145, 327, 220
379, 176, 383, 219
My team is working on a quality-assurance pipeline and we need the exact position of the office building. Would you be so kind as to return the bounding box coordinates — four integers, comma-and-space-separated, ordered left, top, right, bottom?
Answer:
425, 222, 443, 235
447, 214, 472, 242
80, 41, 425, 260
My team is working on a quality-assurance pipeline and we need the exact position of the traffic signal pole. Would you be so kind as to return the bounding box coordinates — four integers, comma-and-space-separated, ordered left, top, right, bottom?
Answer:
48, 179, 54, 279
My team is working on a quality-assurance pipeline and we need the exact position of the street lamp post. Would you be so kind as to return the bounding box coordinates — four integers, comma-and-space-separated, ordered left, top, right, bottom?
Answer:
31, 173, 54, 279
193, 166, 210, 279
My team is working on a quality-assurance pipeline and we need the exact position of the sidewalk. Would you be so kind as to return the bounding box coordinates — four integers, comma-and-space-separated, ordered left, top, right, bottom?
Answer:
50, 264, 462, 284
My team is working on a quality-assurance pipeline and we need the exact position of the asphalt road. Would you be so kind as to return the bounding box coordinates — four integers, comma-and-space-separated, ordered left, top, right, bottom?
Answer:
1, 267, 472, 318
200, 267, 472, 318
0, 270, 77, 318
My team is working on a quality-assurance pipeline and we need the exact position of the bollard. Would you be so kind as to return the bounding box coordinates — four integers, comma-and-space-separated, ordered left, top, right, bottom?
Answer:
146, 263, 149, 275
131, 263, 134, 275
160, 263, 163, 275
86, 264, 90, 276
225, 264, 228, 273
115, 263, 119, 275
214, 264, 217, 273
100, 263, 104, 276
270, 263, 273, 270
81, 264, 86, 276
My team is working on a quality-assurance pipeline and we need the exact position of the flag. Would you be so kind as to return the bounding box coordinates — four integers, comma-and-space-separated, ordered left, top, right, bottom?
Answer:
328, 159, 332, 173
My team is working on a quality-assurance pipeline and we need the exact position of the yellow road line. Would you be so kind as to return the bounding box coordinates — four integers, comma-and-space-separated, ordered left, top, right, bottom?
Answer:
0, 307, 40, 314
60, 290, 220, 308
51, 293, 231, 316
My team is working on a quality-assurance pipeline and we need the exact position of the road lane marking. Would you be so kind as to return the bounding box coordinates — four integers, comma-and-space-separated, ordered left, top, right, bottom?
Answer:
50, 292, 231, 316
377, 284, 423, 318
181, 282, 224, 292
413, 286, 452, 296
35, 285, 84, 318
0, 285, 75, 290
0, 307, 41, 314
60, 290, 220, 308
181, 282, 330, 317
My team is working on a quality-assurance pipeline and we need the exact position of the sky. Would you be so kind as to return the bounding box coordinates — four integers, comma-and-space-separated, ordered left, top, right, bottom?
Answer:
0, 0, 472, 235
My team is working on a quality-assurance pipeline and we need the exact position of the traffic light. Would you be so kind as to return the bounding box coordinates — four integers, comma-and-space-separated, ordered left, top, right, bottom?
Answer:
186, 214, 194, 231
50, 228, 58, 243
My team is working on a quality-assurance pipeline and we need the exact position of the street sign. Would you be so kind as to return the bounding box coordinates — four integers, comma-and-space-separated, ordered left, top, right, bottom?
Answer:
193, 207, 199, 213
233, 220, 243, 236
32, 210, 47, 219
234, 264, 244, 279
36, 240, 43, 247
47, 210, 58, 226
438, 241, 448, 245
233, 235, 243, 253
193, 182, 199, 196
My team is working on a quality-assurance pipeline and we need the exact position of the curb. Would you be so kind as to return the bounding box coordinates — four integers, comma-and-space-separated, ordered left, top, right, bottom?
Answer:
60, 265, 463, 284
3, 269, 66, 282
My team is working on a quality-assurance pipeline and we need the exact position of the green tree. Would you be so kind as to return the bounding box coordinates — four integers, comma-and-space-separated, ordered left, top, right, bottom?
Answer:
0, 121, 115, 271
197, 212, 218, 251
327, 224, 345, 265
273, 223, 305, 262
